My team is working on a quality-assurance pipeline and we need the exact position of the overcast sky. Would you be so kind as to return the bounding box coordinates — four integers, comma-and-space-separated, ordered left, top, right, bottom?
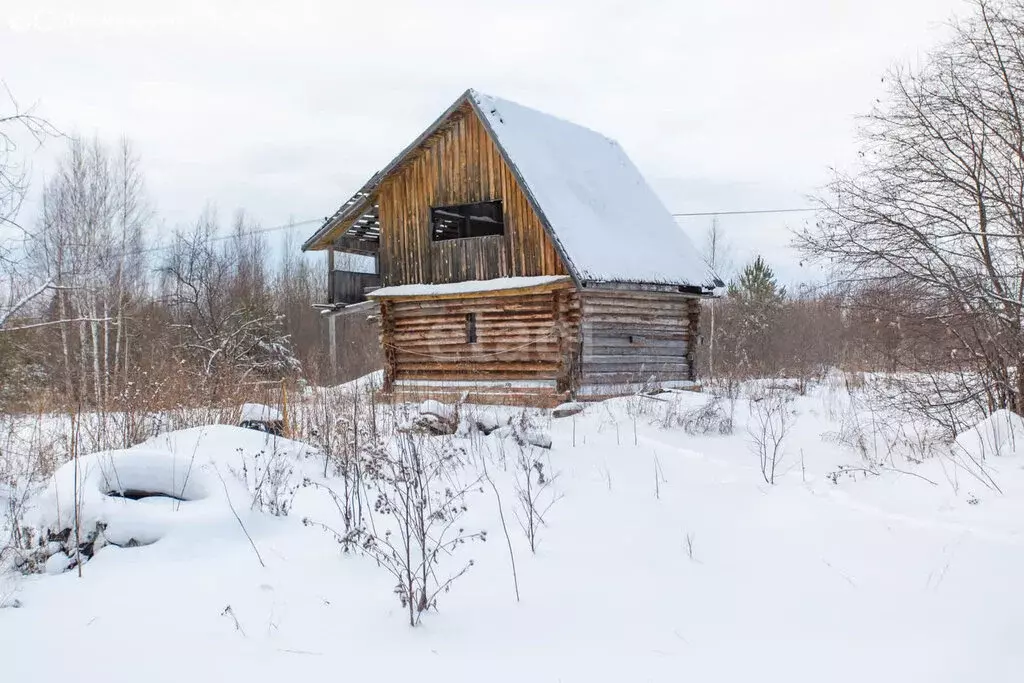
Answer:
1, 0, 969, 283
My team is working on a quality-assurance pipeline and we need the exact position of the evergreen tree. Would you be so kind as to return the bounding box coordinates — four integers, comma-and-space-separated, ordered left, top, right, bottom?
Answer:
725, 255, 787, 374
728, 255, 786, 304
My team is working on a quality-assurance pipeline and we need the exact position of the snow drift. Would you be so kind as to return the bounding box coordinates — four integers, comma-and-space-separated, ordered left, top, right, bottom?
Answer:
23, 425, 311, 573
955, 408, 1024, 459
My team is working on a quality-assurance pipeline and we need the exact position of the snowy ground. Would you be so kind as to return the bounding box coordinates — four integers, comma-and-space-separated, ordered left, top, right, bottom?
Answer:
2, 379, 1024, 682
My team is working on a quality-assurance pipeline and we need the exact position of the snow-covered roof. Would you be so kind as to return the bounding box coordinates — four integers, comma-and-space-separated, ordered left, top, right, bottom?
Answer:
305, 89, 715, 289
469, 91, 711, 288
368, 275, 571, 299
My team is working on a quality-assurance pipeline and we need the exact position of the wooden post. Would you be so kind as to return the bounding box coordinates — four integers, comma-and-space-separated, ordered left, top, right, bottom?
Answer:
280, 379, 290, 438
327, 250, 335, 304
327, 312, 338, 381
687, 298, 700, 382
380, 300, 396, 392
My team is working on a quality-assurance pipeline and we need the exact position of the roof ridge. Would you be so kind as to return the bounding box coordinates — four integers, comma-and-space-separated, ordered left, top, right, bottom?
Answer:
468, 89, 620, 148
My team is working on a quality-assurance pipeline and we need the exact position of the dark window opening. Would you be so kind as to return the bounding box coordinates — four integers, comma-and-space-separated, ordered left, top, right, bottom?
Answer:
431, 201, 504, 241
466, 313, 478, 344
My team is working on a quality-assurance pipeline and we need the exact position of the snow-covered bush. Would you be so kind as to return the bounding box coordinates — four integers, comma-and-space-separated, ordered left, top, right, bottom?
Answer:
230, 443, 297, 517
505, 410, 552, 450
0, 571, 19, 608
671, 396, 734, 435
1, 413, 61, 567
706, 378, 741, 429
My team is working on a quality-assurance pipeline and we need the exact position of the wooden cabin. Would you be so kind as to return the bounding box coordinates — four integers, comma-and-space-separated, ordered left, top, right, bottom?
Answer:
303, 89, 717, 406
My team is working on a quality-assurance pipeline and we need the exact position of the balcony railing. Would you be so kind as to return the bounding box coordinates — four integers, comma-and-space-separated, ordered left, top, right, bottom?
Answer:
329, 269, 381, 305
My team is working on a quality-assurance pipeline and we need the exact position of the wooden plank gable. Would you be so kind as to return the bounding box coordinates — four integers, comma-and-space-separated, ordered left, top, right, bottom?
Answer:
377, 103, 568, 286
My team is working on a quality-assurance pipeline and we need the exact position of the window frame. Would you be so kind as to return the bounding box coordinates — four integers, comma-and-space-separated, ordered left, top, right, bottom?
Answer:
430, 200, 505, 242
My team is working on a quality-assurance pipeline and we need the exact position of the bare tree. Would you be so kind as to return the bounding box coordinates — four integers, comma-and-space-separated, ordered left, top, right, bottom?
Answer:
160, 210, 299, 395
798, 0, 1024, 419
748, 384, 793, 485
0, 84, 57, 230
512, 444, 561, 554
0, 86, 60, 331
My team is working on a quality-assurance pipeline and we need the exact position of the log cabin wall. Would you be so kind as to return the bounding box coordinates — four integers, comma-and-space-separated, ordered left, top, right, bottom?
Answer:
376, 104, 568, 286
379, 284, 581, 402
578, 289, 699, 389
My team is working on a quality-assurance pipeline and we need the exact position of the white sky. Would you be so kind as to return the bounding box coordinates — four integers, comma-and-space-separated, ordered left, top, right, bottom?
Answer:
1, 0, 969, 284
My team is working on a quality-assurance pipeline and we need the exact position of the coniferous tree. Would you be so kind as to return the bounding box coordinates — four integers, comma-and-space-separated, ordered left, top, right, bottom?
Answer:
726, 255, 787, 374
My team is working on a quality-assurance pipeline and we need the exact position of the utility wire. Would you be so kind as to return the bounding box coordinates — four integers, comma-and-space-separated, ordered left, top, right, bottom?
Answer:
671, 207, 817, 218
34, 206, 817, 260
193, 204, 819, 250
135, 218, 322, 255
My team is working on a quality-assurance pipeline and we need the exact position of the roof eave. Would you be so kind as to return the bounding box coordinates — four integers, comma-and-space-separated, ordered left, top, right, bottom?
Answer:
303, 90, 479, 252
580, 278, 721, 296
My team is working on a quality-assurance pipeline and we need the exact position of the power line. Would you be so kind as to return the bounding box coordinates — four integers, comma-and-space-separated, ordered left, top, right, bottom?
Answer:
671, 207, 817, 218
123, 205, 818, 258
137, 218, 322, 255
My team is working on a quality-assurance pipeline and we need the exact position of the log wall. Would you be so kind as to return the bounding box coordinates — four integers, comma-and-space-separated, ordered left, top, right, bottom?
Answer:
377, 104, 568, 286
578, 289, 700, 389
378, 283, 580, 398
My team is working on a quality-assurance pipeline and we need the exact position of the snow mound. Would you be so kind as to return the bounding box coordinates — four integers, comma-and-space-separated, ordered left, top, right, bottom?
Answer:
407, 400, 459, 435
473, 411, 502, 435
955, 409, 1024, 459
34, 448, 218, 550
419, 400, 455, 421
26, 425, 311, 573
240, 403, 283, 422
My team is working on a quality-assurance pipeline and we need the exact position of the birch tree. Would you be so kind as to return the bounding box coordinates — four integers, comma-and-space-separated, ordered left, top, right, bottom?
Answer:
27, 137, 147, 405
701, 218, 731, 381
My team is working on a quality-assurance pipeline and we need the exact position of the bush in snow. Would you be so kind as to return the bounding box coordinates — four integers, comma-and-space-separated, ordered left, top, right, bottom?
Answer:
313, 433, 486, 627
747, 385, 794, 485
668, 396, 734, 435
230, 443, 297, 517
504, 410, 552, 450
1, 413, 61, 567
11, 522, 111, 576
514, 449, 561, 554
301, 386, 375, 546
483, 414, 562, 554
0, 571, 20, 608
